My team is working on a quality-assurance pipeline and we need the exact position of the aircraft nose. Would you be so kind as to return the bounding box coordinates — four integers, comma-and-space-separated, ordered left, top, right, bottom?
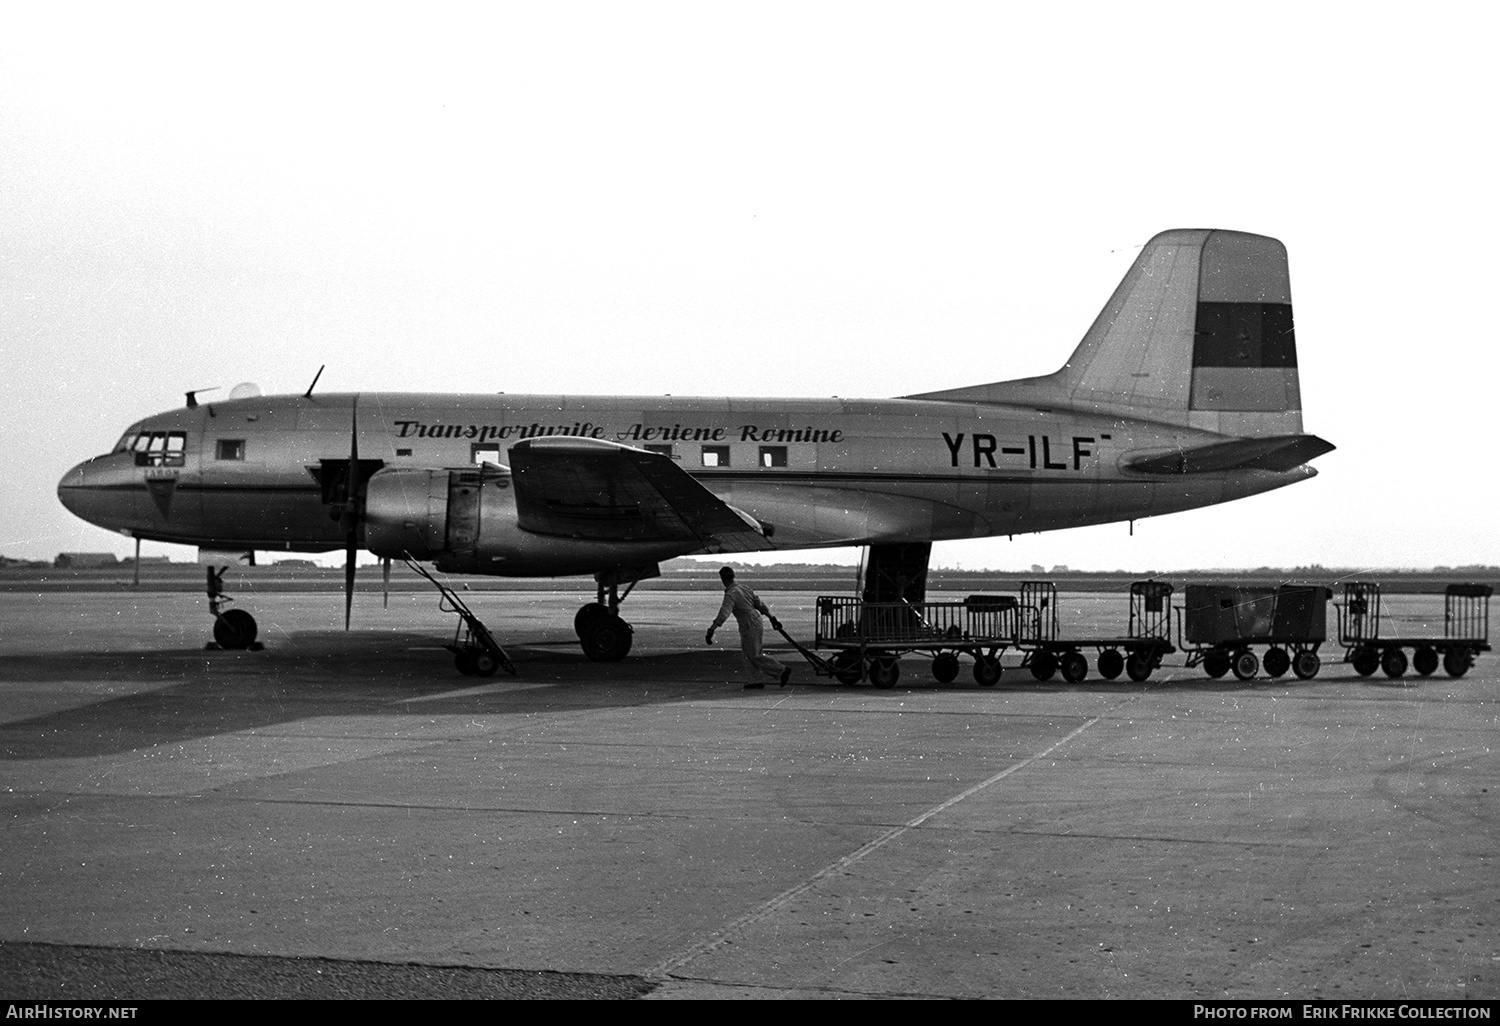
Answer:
56, 460, 91, 518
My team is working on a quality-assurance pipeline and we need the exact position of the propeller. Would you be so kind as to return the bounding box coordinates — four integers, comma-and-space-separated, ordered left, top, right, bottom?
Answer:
342, 395, 360, 629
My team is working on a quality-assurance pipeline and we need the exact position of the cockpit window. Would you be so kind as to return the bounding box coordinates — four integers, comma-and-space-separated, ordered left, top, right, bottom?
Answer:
132, 431, 187, 467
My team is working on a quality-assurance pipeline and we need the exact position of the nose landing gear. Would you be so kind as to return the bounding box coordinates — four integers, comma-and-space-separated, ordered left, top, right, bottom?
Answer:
205, 566, 262, 651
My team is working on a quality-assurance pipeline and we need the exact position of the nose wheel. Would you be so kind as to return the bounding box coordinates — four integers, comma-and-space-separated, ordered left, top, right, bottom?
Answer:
205, 565, 263, 651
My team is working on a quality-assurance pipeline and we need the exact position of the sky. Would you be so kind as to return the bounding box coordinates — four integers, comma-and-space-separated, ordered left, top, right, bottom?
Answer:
3, 2, 1496, 572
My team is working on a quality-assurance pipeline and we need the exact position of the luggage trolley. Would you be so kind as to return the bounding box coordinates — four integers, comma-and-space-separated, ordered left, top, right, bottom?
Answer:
1176, 583, 1331, 680
1013, 580, 1176, 683
1336, 582, 1491, 678
813, 594, 1018, 688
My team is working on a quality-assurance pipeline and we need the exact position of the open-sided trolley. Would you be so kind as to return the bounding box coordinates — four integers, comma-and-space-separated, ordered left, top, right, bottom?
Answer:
1013, 580, 1176, 683
813, 595, 1018, 688
1336, 582, 1491, 678
1176, 583, 1331, 680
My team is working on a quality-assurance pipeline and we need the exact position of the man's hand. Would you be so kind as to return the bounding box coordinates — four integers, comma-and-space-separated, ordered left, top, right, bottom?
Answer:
768, 616, 782, 632
705, 626, 716, 645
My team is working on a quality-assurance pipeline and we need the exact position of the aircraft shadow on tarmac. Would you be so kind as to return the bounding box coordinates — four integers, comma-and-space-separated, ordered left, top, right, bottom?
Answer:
0, 630, 1443, 760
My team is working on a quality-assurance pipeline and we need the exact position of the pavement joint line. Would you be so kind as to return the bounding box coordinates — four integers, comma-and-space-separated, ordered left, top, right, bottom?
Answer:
643, 715, 1102, 979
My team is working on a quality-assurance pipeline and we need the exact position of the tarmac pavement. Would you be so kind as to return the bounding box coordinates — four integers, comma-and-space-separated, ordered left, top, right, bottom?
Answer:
0, 591, 1495, 999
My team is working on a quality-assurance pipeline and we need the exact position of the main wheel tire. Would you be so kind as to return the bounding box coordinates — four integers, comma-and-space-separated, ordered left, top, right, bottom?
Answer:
931, 653, 960, 684
1381, 647, 1407, 678
1097, 649, 1124, 680
1030, 651, 1057, 682
1060, 651, 1088, 684
580, 614, 633, 662
973, 656, 1002, 687
1443, 649, 1471, 678
1351, 647, 1380, 677
832, 650, 865, 684
1232, 650, 1260, 681
574, 602, 610, 635
869, 655, 900, 689
1125, 652, 1153, 682
1413, 647, 1439, 677
213, 609, 258, 650
1204, 652, 1231, 679
1293, 650, 1321, 680
1263, 647, 1291, 679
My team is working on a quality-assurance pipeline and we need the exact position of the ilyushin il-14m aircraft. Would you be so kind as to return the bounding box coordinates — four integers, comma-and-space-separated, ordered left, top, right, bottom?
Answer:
58, 229, 1334, 672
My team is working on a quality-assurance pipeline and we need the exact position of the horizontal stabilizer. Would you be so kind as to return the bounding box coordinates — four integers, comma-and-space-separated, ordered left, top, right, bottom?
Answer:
508, 437, 774, 552
1126, 434, 1335, 475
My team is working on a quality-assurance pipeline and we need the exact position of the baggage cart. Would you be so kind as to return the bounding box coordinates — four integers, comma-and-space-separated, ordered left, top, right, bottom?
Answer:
1336, 582, 1491, 678
812, 594, 1018, 688
1013, 580, 1176, 683
1176, 583, 1331, 680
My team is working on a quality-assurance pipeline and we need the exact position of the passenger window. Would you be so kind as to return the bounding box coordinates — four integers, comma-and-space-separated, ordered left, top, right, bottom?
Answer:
759, 446, 787, 468
471, 444, 502, 465
701, 445, 730, 467
216, 439, 246, 461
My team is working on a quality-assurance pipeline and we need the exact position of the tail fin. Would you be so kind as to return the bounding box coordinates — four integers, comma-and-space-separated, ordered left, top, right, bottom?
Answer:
908, 229, 1305, 438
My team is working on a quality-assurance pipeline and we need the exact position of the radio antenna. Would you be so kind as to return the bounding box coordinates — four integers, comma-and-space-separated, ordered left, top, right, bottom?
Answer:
303, 365, 326, 399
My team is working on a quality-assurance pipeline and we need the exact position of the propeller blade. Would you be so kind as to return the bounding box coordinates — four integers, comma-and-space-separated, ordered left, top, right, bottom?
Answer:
382, 557, 391, 609
343, 395, 360, 631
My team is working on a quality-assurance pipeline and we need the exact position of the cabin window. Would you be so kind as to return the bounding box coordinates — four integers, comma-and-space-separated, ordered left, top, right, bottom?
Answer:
644, 444, 675, 459
759, 446, 787, 468
701, 445, 730, 467
471, 444, 502, 465
216, 439, 245, 461
133, 431, 187, 467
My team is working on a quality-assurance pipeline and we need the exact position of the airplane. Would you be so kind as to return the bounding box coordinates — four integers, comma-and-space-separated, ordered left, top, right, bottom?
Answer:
57, 228, 1335, 674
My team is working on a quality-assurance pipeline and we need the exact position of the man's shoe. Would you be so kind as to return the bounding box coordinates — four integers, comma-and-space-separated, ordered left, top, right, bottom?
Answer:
744, 682, 764, 690
779, 668, 791, 687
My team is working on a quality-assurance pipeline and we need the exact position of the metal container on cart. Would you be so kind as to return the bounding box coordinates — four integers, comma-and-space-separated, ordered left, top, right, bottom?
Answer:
1177, 583, 1331, 680
1013, 580, 1176, 684
813, 594, 1018, 688
1336, 582, 1492, 678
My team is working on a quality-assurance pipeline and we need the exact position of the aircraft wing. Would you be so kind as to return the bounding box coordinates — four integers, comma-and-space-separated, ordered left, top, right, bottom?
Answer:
1125, 433, 1336, 475
507, 437, 774, 553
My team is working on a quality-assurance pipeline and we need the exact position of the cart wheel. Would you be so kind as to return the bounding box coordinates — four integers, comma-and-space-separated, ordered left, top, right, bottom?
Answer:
455, 649, 478, 675
1381, 647, 1407, 678
1262, 647, 1291, 679
1231, 650, 1260, 681
1204, 653, 1231, 679
931, 653, 960, 684
1412, 647, 1439, 677
1293, 650, 1321, 680
472, 649, 500, 677
869, 655, 900, 689
1443, 649, 1471, 678
1030, 651, 1057, 682
1351, 647, 1380, 677
1097, 649, 1124, 680
213, 609, 258, 650
832, 650, 865, 684
973, 656, 1002, 687
1060, 651, 1088, 684
1126, 652, 1153, 682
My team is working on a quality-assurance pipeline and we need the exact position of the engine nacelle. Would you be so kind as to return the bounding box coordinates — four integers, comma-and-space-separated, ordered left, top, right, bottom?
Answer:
363, 466, 696, 575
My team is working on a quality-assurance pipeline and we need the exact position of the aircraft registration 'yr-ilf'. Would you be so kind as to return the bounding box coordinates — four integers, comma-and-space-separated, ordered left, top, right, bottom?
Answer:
58, 229, 1334, 666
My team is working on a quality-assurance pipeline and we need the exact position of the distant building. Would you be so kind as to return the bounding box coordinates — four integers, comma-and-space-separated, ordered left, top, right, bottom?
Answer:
54, 552, 118, 568
122, 555, 171, 565
198, 548, 255, 566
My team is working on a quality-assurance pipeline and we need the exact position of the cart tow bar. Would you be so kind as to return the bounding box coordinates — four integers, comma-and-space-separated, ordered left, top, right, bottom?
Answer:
769, 616, 836, 680
403, 556, 516, 676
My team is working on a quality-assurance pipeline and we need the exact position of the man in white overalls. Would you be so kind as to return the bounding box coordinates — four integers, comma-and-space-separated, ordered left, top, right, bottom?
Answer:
706, 566, 790, 688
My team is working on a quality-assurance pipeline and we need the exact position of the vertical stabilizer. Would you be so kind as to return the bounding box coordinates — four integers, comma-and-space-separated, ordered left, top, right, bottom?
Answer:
907, 229, 1305, 437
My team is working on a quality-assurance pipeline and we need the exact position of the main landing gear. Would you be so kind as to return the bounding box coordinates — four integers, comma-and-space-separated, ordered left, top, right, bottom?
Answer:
575, 567, 655, 662
205, 565, 262, 651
